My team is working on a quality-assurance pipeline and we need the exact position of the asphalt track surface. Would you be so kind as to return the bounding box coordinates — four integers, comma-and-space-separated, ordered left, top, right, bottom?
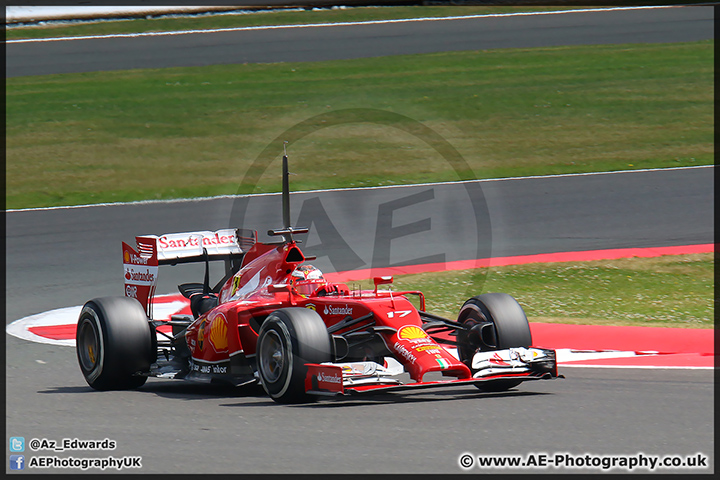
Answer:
5, 7, 715, 475
5, 166, 713, 324
6, 168, 714, 474
5, 6, 714, 77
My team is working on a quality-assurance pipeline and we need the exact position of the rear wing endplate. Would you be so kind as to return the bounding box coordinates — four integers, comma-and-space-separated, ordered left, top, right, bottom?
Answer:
123, 228, 255, 316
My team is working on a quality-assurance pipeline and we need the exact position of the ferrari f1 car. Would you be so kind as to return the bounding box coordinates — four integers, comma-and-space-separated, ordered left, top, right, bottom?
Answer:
76, 152, 560, 403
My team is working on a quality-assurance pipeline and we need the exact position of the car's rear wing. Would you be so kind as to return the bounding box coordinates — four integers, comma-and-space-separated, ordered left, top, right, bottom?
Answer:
150, 229, 252, 265
123, 229, 255, 317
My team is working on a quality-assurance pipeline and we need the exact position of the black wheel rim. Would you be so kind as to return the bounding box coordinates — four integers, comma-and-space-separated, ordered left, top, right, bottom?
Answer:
77, 317, 100, 373
259, 329, 285, 385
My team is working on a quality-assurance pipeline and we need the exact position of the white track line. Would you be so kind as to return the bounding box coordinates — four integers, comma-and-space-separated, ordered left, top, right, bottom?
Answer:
6, 5, 685, 44
6, 165, 713, 213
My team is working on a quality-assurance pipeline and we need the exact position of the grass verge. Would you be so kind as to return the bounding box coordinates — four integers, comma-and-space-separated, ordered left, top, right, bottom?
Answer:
6, 40, 713, 209
363, 253, 714, 329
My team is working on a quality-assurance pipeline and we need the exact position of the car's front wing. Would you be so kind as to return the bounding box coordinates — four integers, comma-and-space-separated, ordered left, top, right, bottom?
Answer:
305, 347, 560, 397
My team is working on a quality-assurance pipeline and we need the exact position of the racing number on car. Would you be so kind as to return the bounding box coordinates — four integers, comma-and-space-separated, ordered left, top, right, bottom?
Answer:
387, 310, 412, 318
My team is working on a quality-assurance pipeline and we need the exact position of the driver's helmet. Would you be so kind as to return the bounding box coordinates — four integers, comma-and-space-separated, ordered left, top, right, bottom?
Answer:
291, 264, 326, 297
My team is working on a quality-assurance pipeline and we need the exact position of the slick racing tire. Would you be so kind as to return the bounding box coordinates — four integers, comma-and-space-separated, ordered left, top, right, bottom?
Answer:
456, 293, 532, 392
76, 297, 156, 391
256, 308, 332, 404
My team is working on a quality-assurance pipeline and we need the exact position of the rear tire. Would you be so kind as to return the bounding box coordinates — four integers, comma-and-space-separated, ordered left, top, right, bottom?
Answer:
76, 297, 155, 391
256, 308, 332, 404
457, 293, 531, 391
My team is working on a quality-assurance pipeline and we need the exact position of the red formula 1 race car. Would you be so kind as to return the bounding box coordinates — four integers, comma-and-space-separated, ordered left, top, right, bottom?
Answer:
76, 154, 560, 403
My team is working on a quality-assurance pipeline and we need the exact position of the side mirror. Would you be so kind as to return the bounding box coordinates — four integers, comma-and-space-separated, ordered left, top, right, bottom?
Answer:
373, 276, 393, 294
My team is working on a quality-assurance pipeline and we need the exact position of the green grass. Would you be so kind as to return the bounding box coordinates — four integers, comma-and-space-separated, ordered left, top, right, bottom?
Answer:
5, 5, 595, 41
363, 253, 714, 329
6, 40, 713, 209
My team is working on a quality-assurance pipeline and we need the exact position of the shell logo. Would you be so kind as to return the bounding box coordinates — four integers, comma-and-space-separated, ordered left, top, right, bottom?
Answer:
398, 325, 429, 341
208, 314, 228, 352
123, 251, 130, 263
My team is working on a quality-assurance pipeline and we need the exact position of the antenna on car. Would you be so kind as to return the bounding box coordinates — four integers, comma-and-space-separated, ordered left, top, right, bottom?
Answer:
267, 142, 309, 243
282, 141, 291, 230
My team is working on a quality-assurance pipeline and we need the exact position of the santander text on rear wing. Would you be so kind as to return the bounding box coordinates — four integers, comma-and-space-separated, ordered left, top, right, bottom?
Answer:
122, 229, 255, 316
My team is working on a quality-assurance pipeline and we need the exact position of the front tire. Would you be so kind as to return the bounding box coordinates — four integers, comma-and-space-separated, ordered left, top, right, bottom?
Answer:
76, 297, 155, 391
256, 308, 332, 404
456, 293, 532, 391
